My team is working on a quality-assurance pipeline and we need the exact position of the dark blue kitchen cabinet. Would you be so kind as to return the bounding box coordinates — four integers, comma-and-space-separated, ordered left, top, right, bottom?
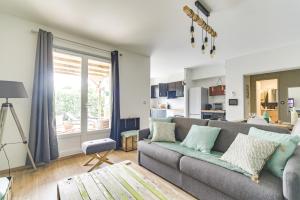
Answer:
159, 83, 168, 97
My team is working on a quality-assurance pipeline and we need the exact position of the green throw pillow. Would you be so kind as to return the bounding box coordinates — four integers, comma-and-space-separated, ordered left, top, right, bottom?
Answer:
248, 127, 300, 178
148, 117, 172, 139
180, 125, 221, 153
151, 122, 176, 142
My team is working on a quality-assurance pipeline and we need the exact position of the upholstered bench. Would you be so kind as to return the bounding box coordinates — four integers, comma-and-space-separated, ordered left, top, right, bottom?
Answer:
81, 138, 116, 172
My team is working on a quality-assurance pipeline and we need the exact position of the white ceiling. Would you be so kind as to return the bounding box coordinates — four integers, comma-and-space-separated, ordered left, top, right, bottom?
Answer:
1, 0, 300, 77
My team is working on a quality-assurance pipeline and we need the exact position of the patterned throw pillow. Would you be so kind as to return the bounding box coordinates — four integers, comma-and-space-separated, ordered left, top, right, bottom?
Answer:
249, 127, 300, 178
151, 122, 176, 142
221, 134, 278, 178
148, 118, 172, 139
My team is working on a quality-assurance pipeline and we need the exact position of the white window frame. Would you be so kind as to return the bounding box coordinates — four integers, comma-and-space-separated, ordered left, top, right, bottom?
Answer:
53, 47, 112, 140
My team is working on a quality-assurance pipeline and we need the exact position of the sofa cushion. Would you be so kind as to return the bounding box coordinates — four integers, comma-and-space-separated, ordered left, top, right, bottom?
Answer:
138, 140, 183, 169
180, 156, 283, 200
172, 117, 209, 141
208, 120, 290, 153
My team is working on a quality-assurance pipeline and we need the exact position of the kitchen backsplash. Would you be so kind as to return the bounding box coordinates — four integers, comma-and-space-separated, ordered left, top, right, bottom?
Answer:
151, 96, 184, 110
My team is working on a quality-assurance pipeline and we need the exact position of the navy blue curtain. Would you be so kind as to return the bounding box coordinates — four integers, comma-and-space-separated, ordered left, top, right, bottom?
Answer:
27, 29, 59, 165
109, 51, 121, 149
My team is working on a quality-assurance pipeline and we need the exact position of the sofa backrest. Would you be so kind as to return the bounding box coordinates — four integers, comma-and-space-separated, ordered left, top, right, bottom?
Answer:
208, 120, 290, 152
172, 117, 209, 141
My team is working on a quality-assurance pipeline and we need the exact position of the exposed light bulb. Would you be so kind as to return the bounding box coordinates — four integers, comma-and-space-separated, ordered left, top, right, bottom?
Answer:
190, 26, 195, 37
204, 36, 208, 47
201, 44, 205, 54
210, 49, 214, 58
191, 37, 195, 48
213, 45, 216, 51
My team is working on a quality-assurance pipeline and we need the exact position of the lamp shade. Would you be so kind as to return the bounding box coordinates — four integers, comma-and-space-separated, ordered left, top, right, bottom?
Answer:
0, 81, 28, 98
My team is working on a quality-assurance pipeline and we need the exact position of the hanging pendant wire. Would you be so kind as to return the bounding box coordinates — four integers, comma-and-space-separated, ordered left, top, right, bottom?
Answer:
206, 17, 208, 38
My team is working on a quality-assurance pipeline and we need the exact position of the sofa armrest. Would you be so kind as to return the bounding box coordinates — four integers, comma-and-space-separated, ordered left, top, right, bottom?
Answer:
283, 146, 300, 200
138, 129, 150, 141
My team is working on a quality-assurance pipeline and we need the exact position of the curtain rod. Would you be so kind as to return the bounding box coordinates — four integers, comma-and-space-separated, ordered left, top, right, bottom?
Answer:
31, 30, 112, 54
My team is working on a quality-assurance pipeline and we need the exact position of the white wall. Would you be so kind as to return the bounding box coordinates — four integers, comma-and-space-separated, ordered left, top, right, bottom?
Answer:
0, 13, 150, 170
150, 72, 184, 85
225, 43, 300, 121
190, 64, 225, 80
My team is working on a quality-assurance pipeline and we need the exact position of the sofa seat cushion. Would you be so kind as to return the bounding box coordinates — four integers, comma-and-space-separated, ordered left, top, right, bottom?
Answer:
180, 156, 283, 200
138, 140, 183, 169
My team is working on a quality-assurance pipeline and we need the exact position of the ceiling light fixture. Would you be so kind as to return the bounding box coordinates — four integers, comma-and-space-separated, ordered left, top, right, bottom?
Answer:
190, 19, 195, 48
183, 1, 218, 57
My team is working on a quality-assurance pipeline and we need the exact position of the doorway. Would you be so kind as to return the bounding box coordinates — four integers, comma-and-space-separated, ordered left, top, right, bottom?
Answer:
53, 49, 111, 136
255, 79, 278, 122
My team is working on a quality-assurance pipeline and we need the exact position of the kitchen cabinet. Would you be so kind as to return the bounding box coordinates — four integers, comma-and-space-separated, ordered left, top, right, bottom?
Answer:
209, 85, 225, 96
151, 109, 167, 118
175, 81, 184, 97
168, 82, 176, 91
151, 85, 158, 98
159, 83, 168, 97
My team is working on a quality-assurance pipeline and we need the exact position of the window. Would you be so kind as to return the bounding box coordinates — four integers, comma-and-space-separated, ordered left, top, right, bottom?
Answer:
53, 50, 111, 135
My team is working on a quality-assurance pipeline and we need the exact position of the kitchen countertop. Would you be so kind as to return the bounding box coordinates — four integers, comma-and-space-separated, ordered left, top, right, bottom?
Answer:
151, 108, 184, 112
201, 110, 226, 114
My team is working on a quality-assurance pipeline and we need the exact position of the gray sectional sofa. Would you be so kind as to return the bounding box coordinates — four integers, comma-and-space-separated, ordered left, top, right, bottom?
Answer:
138, 117, 300, 200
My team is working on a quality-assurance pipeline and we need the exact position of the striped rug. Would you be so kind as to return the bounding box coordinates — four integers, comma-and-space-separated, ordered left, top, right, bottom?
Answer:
57, 162, 169, 200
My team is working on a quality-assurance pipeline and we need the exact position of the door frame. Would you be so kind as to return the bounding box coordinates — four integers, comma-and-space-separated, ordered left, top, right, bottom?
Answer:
53, 47, 111, 142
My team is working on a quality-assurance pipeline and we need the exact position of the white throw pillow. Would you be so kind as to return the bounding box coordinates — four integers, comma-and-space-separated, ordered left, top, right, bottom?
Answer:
151, 122, 176, 142
221, 134, 278, 178
292, 118, 300, 135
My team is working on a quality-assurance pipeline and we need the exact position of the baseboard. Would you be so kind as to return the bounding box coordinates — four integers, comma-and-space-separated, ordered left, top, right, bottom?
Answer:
59, 148, 82, 158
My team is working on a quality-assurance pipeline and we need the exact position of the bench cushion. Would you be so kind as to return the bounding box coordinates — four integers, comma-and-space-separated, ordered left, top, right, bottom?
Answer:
82, 138, 116, 155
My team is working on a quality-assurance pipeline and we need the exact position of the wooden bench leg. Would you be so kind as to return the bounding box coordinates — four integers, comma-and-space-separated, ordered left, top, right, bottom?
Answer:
86, 150, 114, 172
83, 156, 95, 166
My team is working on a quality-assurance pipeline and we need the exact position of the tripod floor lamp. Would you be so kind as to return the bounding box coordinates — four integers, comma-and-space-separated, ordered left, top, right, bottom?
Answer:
0, 81, 36, 169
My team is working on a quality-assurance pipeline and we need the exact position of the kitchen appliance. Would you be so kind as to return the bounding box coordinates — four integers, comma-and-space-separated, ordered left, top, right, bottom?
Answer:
189, 87, 208, 119
205, 104, 212, 110
213, 103, 223, 110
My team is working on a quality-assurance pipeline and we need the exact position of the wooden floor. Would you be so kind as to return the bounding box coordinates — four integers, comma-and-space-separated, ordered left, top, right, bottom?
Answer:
8, 150, 137, 200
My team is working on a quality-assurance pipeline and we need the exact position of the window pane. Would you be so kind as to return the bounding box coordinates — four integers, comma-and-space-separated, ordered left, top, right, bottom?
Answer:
87, 59, 111, 131
53, 51, 81, 134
